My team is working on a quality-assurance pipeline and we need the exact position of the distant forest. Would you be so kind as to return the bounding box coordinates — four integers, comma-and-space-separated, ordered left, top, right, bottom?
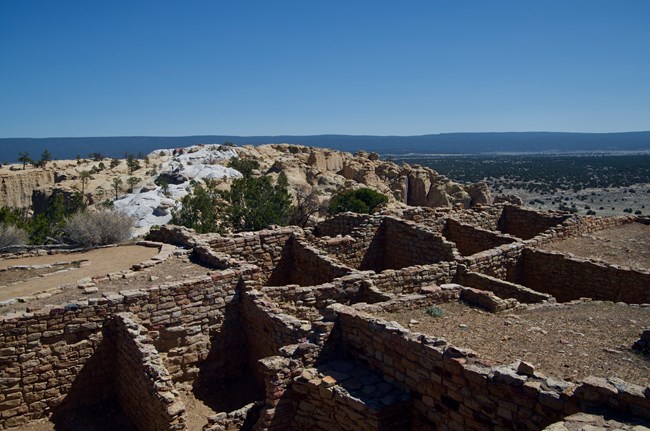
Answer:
1, 131, 649, 162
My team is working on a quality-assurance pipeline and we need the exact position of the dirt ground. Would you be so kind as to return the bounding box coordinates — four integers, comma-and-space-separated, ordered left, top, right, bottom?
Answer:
0, 245, 159, 302
377, 301, 650, 386
1, 252, 213, 314
540, 223, 650, 270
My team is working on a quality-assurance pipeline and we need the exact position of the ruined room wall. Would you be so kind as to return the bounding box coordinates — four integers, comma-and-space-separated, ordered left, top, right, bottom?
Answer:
0, 310, 114, 429
381, 217, 457, 270
312, 220, 384, 271
333, 307, 650, 431
113, 313, 186, 431
370, 262, 457, 294
312, 213, 373, 237
287, 237, 353, 286
529, 215, 638, 247
240, 289, 310, 378
460, 242, 525, 280
290, 375, 410, 431
518, 248, 650, 303
497, 205, 569, 239
207, 228, 295, 284
0, 266, 256, 428
455, 270, 553, 303
442, 218, 517, 256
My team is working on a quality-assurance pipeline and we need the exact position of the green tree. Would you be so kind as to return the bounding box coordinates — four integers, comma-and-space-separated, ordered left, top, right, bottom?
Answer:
79, 170, 92, 195
18, 152, 31, 170
228, 157, 260, 177
126, 154, 141, 174
40, 149, 52, 168
225, 172, 293, 232
127, 176, 139, 193
112, 177, 123, 199
171, 180, 225, 234
328, 188, 388, 215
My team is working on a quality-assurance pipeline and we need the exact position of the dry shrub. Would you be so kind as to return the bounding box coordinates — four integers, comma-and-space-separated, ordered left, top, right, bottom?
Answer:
63, 209, 134, 247
0, 223, 28, 248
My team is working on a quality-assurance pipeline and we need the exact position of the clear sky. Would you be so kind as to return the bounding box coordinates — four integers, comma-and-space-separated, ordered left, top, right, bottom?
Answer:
1, 0, 649, 137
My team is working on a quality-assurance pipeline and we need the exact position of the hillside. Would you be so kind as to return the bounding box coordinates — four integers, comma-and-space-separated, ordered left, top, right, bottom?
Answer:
0, 144, 491, 236
1, 131, 649, 162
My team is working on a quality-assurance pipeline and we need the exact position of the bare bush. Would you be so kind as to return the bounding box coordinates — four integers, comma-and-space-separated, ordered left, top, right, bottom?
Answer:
63, 209, 134, 247
0, 223, 28, 248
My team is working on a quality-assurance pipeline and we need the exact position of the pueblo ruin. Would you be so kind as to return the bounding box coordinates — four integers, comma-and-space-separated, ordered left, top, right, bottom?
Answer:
0, 154, 649, 430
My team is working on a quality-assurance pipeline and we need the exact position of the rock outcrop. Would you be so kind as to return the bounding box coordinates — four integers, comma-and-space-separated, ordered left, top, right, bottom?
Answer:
237, 144, 491, 209
0, 143, 491, 235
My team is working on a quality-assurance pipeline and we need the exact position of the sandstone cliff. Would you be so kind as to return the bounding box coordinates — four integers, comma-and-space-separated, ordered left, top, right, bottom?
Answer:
0, 144, 490, 235
236, 144, 491, 209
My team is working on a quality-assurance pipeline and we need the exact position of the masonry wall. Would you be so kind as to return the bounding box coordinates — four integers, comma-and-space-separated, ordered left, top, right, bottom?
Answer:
241, 289, 310, 379
455, 270, 553, 304
207, 228, 295, 284
333, 307, 650, 431
442, 218, 517, 256
370, 262, 457, 294
313, 213, 373, 237
497, 205, 569, 239
113, 313, 186, 431
313, 221, 383, 271
382, 217, 457, 270
517, 248, 650, 303
0, 265, 256, 428
281, 237, 353, 286
0, 313, 114, 429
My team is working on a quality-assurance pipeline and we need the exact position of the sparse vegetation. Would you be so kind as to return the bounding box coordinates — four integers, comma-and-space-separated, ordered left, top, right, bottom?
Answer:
63, 209, 134, 247
0, 223, 28, 248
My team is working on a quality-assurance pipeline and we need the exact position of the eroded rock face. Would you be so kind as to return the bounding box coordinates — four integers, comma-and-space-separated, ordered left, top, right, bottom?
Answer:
239, 144, 491, 210
0, 170, 56, 208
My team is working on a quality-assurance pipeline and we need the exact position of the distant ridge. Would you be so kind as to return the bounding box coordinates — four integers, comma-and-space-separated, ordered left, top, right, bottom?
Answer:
1, 131, 649, 162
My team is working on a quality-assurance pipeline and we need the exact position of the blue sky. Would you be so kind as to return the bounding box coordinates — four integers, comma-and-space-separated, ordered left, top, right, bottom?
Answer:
1, 1, 649, 137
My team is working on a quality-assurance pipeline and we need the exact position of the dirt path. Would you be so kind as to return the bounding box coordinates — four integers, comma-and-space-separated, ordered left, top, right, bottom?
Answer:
0, 245, 159, 301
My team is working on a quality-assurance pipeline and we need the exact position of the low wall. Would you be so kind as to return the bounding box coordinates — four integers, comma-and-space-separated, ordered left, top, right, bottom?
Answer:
241, 288, 310, 378
0, 264, 256, 428
113, 313, 186, 431
370, 262, 457, 294
498, 205, 569, 240
313, 213, 373, 237
518, 248, 650, 303
456, 270, 553, 303
332, 305, 650, 430
382, 217, 458, 270
283, 237, 353, 286
443, 218, 517, 256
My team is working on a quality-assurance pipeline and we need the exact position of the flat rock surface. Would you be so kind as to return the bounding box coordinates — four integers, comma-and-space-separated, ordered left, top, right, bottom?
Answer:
378, 301, 650, 386
540, 223, 650, 270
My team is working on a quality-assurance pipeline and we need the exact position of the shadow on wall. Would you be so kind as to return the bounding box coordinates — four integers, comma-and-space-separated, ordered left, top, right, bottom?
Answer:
192, 295, 264, 415
50, 330, 137, 431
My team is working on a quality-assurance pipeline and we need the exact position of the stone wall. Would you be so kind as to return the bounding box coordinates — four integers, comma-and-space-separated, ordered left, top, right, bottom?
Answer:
241, 288, 310, 379
207, 228, 295, 285
370, 262, 457, 294
517, 248, 650, 304
277, 237, 353, 287
0, 265, 256, 428
113, 313, 186, 431
459, 242, 525, 280
313, 213, 373, 238
381, 217, 458, 270
0, 311, 114, 429
455, 270, 553, 304
331, 305, 650, 430
497, 205, 569, 240
442, 218, 517, 256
